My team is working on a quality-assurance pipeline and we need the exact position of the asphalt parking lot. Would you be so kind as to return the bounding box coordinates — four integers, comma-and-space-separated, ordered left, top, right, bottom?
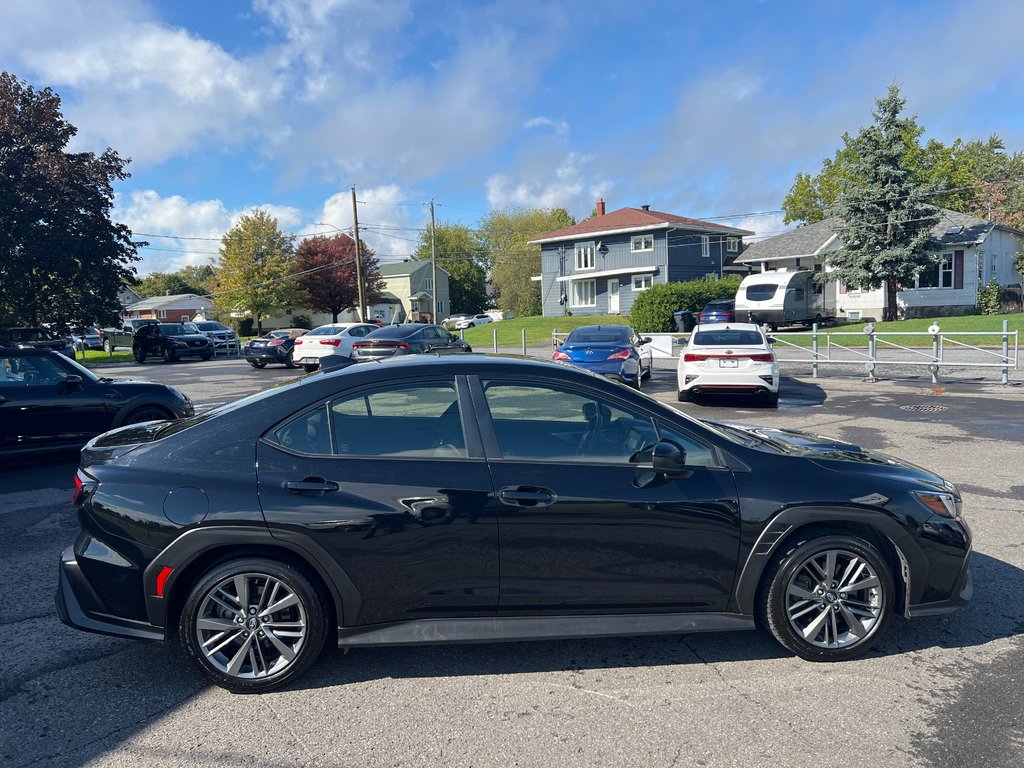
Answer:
1, 356, 1022, 767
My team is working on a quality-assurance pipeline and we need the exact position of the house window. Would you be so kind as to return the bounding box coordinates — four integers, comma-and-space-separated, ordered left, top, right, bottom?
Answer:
632, 274, 653, 291
631, 234, 654, 252
575, 243, 595, 270
570, 280, 596, 308
916, 253, 953, 288
701, 235, 710, 258
158, 309, 166, 319
727, 237, 739, 253
424, 277, 433, 291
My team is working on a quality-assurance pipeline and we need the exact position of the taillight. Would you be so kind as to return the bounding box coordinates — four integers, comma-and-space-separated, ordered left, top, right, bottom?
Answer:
72, 470, 97, 505
319, 339, 341, 346
749, 353, 775, 362
294, 338, 303, 345
607, 349, 631, 360
684, 353, 709, 362
553, 350, 570, 360
268, 339, 285, 346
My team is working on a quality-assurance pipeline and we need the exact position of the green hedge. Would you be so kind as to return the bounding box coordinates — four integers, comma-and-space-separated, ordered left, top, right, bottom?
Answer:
630, 275, 743, 332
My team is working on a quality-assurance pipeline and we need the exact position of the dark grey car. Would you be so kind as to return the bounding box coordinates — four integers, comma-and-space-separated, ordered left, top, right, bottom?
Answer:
351, 323, 472, 360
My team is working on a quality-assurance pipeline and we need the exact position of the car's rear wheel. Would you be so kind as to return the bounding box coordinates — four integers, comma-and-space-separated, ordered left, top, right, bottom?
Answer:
284, 352, 297, 369
162, 346, 177, 363
677, 389, 692, 402
766, 391, 779, 407
249, 360, 267, 369
123, 405, 172, 424
179, 558, 328, 694
132, 347, 146, 363
759, 533, 894, 662
302, 364, 318, 373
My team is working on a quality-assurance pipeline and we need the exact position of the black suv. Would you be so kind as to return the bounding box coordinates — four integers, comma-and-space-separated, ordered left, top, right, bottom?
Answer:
132, 323, 213, 363
0, 327, 75, 358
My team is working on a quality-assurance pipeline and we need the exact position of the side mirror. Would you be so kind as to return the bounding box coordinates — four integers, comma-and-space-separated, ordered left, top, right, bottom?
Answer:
641, 337, 653, 344
651, 440, 687, 475
60, 375, 84, 391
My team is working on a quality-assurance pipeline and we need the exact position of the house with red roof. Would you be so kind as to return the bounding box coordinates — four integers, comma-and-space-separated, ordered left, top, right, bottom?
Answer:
528, 199, 753, 317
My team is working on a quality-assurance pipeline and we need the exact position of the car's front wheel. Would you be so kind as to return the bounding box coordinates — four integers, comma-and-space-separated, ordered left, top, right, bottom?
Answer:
179, 558, 328, 694
162, 346, 177, 363
132, 347, 146, 363
759, 533, 894, 662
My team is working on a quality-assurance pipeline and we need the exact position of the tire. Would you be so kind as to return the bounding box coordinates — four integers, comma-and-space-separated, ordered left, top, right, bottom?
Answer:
641, 361, 652, 380
162, 346, 177, 363
123, 405, 172, 424
103, 338, 113, 353
201, 353, 213, 361
249, 360, 267, 369
302, 364, 318, 373
766, 391, 780, 408
758, 533, 894, 662
632, 374, 642, 391
178, 558, 329, 694
284, 352, 297, 369
132, 347, 146, 364
677, 389, 692, 402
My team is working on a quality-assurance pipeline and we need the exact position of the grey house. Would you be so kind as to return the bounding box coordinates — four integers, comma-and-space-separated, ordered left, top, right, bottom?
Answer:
529, 200, 753, 317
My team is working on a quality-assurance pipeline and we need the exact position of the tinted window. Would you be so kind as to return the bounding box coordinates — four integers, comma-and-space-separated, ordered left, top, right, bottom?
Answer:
272, 381, 466, 458
5, 328, 57, 342
157, 324, 190, 335
366, 325, 420, 339
346, 325, 375, 337
482, 381, 656, 464
0, 354, 73, 386
745, 285, 777, 301
567, 328, 630, 344
693, 330, 765, 346
307, 326, 343, 336
195, 322, 228, 331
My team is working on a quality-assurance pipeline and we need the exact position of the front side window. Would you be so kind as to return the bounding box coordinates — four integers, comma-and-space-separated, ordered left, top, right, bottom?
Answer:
574, 243, 595, 270
632, 274, 653, 291
271, 381, 465, 458
570, 280, 596, 307
631, 234, 654, 252
481, 381, 655, 463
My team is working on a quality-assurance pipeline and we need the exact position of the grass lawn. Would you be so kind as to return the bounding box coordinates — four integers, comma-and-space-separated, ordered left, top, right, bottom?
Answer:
75, 348, 136, 366
460, 312, 1022, 349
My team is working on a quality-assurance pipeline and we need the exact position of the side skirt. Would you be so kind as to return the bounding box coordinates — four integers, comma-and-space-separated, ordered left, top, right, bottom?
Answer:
337, 612, 754, 648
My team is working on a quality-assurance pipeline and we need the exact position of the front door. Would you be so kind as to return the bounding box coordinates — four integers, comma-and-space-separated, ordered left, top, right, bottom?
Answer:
608, 279, 620, 313
472, 377, 741, 615
257, 376, 499, 626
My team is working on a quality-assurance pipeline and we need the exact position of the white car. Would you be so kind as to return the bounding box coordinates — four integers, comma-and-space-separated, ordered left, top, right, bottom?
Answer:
454, 313, 493, 330
291, 323, 379, 372
676, 322, 779, 406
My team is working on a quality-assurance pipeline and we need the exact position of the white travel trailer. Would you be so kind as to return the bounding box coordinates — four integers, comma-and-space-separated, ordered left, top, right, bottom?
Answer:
735, 269, 835, 328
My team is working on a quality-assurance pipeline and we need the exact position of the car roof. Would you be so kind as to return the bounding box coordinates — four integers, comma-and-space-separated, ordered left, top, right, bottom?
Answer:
316, 353, 606, 381
693, 322, 761, 332
0, 346, 61, 356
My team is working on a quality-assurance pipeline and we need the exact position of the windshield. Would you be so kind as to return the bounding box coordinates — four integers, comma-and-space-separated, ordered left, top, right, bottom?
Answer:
158, 324, 193, 335
366, 325, 421, 339
307, 326, 343, 336
693, 329, 765, 346
194, 322, 227, 331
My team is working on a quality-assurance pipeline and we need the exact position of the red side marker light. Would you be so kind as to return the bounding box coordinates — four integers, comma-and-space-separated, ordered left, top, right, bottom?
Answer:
155, 566, 174, 598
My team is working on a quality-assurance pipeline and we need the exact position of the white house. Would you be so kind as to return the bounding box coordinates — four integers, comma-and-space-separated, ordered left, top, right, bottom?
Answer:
737, 210, 1024, 321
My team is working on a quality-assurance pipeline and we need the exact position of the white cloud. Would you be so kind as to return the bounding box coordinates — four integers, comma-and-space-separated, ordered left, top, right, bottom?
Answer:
524, 116, 570, 140
486, 152, 609, 217
315, 185, 422, 262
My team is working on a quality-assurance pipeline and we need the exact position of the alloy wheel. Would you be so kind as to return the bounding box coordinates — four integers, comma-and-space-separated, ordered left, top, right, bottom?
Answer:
784, 548, 884, 649
195, 572, 308, 680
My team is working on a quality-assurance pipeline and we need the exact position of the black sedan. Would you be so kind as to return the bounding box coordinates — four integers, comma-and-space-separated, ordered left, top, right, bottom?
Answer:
351, 323, 472, 360
132, 322, 213, 363
244, 328, 307, 369
0, 347, 193, 455
57, 356, 971, 693
553, 325, 653, 390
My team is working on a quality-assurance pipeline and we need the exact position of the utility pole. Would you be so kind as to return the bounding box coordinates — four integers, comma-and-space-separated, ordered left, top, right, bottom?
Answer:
430, 199, 438, 322
351, 185, 366, 322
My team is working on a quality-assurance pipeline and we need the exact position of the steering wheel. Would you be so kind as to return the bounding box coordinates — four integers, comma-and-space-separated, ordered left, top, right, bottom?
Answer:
576, 402, 607, 456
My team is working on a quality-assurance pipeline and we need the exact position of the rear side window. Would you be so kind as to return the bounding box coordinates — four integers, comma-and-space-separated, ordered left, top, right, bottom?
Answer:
745, 284, 777, 301
271, 381, 466, 458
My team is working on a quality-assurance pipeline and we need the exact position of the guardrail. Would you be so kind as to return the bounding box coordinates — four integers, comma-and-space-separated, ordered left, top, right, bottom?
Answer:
552, 320, 1019, 384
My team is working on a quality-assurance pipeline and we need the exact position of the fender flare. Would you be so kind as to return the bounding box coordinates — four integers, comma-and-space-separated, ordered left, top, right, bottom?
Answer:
733, 505, 927, 618
110, 396, 180, 428
142, 525, 360, 631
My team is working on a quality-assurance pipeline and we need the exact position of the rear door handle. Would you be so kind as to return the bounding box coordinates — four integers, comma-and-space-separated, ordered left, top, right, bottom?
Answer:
499, 486, 557, 508
285, 477, 340, 496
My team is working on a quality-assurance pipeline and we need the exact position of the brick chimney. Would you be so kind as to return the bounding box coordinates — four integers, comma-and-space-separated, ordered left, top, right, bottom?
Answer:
596, 197, 606, 216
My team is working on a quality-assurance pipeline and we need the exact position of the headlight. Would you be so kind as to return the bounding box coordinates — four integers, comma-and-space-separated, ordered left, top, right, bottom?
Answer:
911, 490, 961, 518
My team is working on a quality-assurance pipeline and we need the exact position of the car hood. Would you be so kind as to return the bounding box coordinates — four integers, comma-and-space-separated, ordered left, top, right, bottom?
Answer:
708, 421, 948, 485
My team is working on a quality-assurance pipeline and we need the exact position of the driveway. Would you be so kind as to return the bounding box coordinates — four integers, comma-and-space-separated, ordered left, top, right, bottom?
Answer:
1, 358, 1022, 767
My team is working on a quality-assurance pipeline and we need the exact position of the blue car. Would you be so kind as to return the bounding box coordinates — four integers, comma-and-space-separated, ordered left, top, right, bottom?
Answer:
697, 299, 735, 324
553, 325, 653, 390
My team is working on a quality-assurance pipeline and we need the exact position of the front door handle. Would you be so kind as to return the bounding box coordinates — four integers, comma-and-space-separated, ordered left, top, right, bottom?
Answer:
499, 486, 557, 508
285, 477, 340, 496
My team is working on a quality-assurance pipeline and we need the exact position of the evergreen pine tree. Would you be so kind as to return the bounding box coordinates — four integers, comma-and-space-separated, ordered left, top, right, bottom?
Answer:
827, 84, 939, 321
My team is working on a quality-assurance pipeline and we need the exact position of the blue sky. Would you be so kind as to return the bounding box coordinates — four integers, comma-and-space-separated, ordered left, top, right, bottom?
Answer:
3, 0, 1023, 276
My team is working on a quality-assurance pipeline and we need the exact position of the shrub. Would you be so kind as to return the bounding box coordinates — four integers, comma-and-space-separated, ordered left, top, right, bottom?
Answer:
977, 279, 1001, 315
238, 317, 255, 337
630, 275, 742, 333
290, 314, 312, 329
